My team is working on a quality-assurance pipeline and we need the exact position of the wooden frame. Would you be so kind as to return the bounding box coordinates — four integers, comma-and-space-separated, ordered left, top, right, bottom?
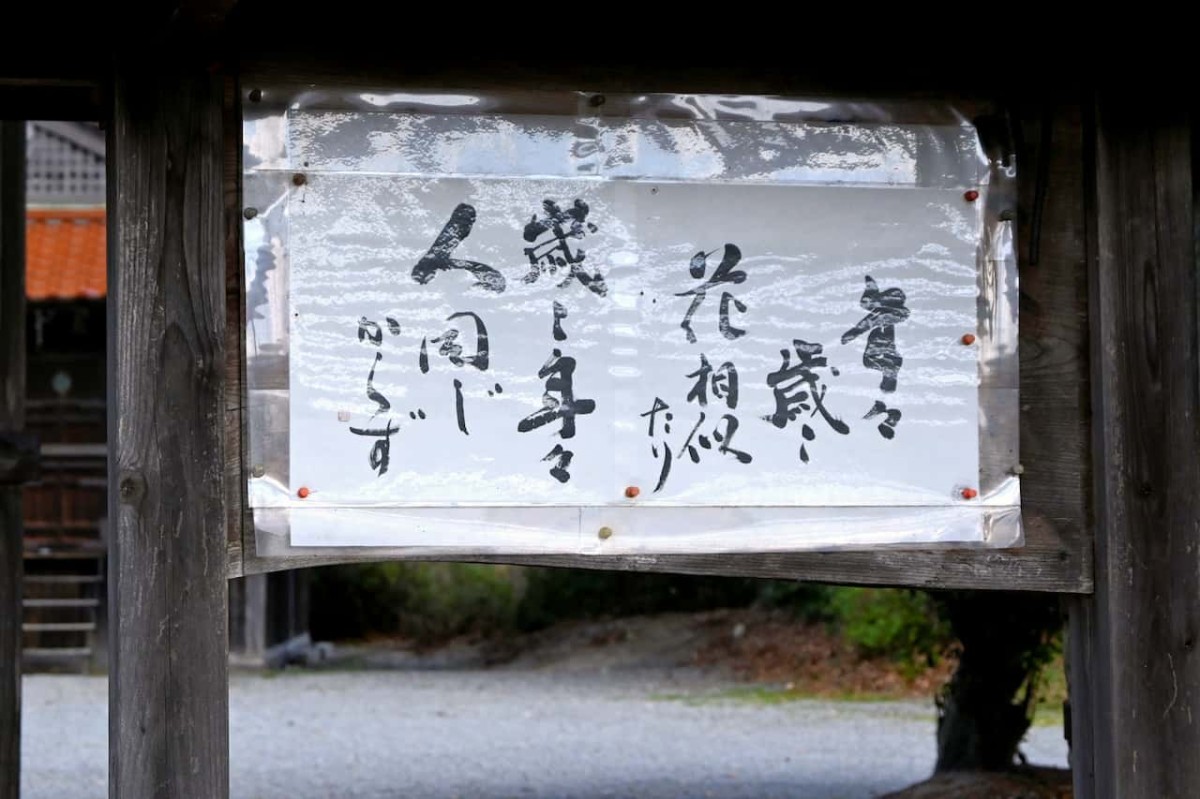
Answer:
225, 74, 1093, 594
106, 63, 230, 798
0, 118, 28, 799
1067, 96, 1199, 798
2, 37, 1196, 799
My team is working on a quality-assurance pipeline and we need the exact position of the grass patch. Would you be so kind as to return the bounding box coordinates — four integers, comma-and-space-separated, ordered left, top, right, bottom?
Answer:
1030, 704, 1065, 728
652, 684, 928, 707
1029, 651, 1067, 728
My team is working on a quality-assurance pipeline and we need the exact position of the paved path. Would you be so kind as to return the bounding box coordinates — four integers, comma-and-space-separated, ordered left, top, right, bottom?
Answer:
21, 671, 1067, 799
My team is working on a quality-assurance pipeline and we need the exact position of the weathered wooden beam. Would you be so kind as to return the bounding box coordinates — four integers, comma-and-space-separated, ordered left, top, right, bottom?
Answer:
241, 573, 268, 657
107, 62, 230, 798
0, 83, 102, 121
1070, 97, 1200, 798
0, 118, 26, 799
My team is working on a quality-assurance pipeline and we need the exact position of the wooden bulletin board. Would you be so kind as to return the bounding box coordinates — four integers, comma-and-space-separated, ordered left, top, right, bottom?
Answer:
223, 64, 1091, 593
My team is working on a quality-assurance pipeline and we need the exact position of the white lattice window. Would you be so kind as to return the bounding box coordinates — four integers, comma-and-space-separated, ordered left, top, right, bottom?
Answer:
26, 121, 105, 206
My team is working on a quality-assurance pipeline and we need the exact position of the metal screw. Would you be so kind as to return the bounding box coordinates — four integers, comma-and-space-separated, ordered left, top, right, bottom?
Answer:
1011, 464, 1026, 476
598, 526, 613, 540
243, 207, 258, 220
251, 465, 265, 478
247, 88, 263, 103
292, 173, 307, 187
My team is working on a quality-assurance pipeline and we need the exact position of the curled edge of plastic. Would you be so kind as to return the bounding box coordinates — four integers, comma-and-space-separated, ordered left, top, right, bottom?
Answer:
241, 83, 991, 130
241, 87, 1022, 557
250, 503, 1023, 558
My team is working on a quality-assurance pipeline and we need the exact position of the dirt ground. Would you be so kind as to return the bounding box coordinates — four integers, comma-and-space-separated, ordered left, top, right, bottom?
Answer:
882, 767, 1073, 799
344, 607, 960, 700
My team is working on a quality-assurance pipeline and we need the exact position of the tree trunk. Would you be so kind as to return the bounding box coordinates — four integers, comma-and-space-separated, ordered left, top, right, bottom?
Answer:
935, 591, 1063, 772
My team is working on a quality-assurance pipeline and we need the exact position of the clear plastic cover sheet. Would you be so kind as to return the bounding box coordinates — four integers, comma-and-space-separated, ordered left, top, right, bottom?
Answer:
242, 88, 1020, 556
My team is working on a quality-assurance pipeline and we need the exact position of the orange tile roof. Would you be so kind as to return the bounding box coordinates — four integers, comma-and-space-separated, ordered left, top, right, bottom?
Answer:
26, 207, 106, 301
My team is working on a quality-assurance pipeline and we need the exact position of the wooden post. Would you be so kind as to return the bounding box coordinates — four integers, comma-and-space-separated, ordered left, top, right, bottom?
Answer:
0, 119, 26, 799
107, 63, 229, 798
230, 574, 268, 662
1070, 98, 1199, 798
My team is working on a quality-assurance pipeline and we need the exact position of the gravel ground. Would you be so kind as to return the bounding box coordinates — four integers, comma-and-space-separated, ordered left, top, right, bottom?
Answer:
21, 670, 1068, 799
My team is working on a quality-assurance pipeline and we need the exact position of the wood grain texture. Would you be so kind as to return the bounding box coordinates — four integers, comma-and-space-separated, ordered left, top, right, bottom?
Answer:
1071, 99, 1200, 799
1066, 595, 1096, 796
0, 495, 19, 799
241, 574, 267, 657
1016, 105, 1093, 589
225, 83, 1092, 593
224, 74, 247, 579
0, 119, 26, 799
107, 67, 230, 799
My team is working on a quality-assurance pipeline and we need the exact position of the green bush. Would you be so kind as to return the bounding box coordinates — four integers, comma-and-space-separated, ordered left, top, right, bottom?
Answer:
311, 564, 954, 673
313, 564, 765, 640
828, 587, 951, 667
516, 568, 760, 631
309, 562, 520, 644
754, 581, 838, 623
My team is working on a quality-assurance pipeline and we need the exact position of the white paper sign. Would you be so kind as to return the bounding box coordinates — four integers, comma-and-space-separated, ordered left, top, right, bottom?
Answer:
243, 95, 1017, 552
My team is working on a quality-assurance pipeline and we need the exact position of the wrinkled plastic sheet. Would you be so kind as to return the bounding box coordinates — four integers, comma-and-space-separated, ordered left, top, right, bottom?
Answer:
242, 88, 1020, 556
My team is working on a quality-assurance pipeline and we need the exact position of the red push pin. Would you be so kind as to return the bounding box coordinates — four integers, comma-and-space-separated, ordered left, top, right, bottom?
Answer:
297, 486, 311, 499
960, 487, 978, 500
964, 189, 980, 202
961, 333, 977, 346
625, 486, 641, 499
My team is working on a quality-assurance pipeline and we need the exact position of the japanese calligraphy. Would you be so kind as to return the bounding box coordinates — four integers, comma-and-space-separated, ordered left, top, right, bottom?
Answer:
841, 275, 909, 393
864, 400, 902, 440
411, 204, 507, 293
419, 312, 490, 373
522, 199, 607, 297
517, 349, 596, 439
347, 418, 399, 476
419, 311, 494, 435
676, 244, 748, 344
334, 195, 928, 495
685, 354, 739, 409
840, 275, 909, 438
349, 315, 416, 476
641, 398, 751, 492
764, 340, 850, 463
642, 354, 751, 494
552, 301, 568, 341
517, 345, 596, 483
542, 444, 574, 484
278, 100, 1002, 555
